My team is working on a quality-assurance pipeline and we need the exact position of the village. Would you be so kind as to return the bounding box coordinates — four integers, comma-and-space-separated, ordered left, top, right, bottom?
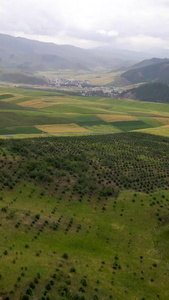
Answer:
42, 76, 120, 98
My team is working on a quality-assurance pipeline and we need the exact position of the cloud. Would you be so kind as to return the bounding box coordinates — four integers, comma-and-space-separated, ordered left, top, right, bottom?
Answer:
97, 30, 119, 37
0, 0, 169, 49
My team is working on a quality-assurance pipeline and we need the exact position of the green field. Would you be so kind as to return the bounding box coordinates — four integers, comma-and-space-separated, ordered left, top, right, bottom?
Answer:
0, 86, 169, 137
0, 133, 169, 299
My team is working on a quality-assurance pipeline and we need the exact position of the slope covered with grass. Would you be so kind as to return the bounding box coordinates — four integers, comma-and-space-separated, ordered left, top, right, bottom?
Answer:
0, 133, 169, 300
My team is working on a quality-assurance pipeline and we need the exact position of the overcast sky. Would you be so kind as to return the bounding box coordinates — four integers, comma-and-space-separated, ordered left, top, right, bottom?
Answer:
0, 0, 169, 50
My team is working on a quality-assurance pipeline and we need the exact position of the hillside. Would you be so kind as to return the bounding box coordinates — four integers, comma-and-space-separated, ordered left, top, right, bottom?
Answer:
0, 70, 48, 85
121, 59, 169, 84
0, 133, 169, 300
121, 82, 169, 103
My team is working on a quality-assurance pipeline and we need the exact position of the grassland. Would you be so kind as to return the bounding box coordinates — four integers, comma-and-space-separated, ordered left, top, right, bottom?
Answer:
0, 85, 169, 137
0, 132, 169, 300
36, 124, 91, 133
153, 117, 169, 125
96, 114, 138, 122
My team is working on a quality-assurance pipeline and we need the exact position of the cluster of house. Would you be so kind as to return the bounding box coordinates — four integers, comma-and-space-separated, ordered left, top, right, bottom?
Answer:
42, 76, 120, 98
44, 77, 90, 88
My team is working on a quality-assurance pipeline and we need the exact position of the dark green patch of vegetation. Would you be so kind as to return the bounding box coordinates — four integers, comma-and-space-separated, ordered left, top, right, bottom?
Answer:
122, 83, 169, 103
0, 94, 14, 100
0, 132, 168, 194
0, 101, 35, 111
111, 120, 150, 131
0, 112, 70, 130
0, 126, 42, 135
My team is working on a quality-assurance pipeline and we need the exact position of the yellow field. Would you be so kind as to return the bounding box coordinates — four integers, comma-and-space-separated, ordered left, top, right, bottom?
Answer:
136, 125, 169, 137
97, 114, 138, 122
64, 113, 80, 115
39, 71, 122, 86
19, 99, 58, 108
86, 72, 122, 85
36, 123, 92, 133
18, 96, 80, 108
153, 117, 169, 125
0, 134, 43, 139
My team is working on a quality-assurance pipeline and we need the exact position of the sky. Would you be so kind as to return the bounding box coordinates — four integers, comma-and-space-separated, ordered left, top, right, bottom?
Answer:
0, 0, 169, 50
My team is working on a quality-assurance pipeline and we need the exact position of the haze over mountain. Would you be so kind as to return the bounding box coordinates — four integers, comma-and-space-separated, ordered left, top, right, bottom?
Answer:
0, 33, 156, 73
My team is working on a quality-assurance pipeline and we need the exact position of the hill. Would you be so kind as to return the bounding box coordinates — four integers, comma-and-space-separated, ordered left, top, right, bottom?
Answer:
0, 70, 48, 85
130, 58, 169, 69
0, 33, 151, 72
121, 82, 169, 103
121, 59, 169, 84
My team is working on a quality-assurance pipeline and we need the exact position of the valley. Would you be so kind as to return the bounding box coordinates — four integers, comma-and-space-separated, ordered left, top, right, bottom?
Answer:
0, 86, 169, 138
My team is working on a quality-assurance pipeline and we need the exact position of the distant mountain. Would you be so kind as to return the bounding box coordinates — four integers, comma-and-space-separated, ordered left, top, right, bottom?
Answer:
121, 58, 169, 84
130, 58, 169, 69
89, 47, 152, 69
91, 46, 152, 61
121, 82, 169, 103
146, 47, 169, 58
0, 33, 152, 72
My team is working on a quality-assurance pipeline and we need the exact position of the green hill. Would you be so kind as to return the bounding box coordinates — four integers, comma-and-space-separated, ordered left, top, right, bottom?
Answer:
121, 59, 169, 84
130, 58, 169, 69
121, 82, 169, 103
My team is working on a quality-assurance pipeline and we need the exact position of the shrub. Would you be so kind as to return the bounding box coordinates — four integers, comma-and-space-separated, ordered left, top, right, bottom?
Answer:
21, 295, 29, 300
62, 253, 68, 259
26, 289, 32, 296
80, 278, 87, 287
70, 267, 76, 273
46, 283, 51, 291
29, 282, 35, 289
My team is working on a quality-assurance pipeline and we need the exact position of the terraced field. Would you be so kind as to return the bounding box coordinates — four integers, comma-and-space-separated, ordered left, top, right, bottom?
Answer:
0, 86, 169, 137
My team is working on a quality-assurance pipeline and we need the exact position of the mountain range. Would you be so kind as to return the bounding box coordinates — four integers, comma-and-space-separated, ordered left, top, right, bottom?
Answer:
0, 33, 153, 72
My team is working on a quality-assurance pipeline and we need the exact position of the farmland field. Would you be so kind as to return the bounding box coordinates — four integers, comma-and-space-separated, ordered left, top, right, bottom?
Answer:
36, 124, 91, 133
0, 132, 169, 300
38, 70, 123, 86
136, 125, 169, 137
0, 86, 169, 137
